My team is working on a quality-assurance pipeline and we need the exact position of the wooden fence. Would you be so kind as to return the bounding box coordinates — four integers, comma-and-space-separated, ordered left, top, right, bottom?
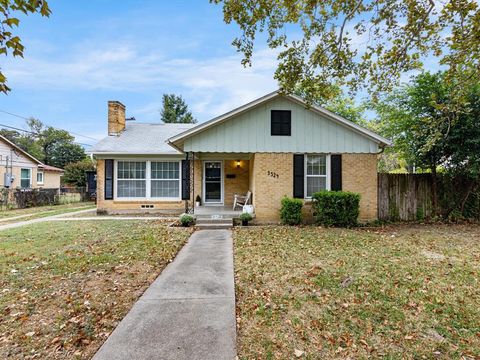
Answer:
378, 173, 480, 221
378, 174, 435, 221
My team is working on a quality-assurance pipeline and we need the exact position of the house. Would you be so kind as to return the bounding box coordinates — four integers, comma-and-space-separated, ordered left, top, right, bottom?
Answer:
91, 91, 391, 222
0, 134, 64, 189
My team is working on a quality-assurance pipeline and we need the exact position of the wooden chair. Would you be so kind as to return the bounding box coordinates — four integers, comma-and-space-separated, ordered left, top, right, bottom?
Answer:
233, 191, 252, 210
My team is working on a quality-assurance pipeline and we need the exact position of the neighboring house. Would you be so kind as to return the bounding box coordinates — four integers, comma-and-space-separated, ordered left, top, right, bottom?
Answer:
0, 134, 64, 189
91, 91, 391, 222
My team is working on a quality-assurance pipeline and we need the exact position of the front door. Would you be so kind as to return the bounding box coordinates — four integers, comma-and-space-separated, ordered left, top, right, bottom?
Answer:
203, 161, 223, 204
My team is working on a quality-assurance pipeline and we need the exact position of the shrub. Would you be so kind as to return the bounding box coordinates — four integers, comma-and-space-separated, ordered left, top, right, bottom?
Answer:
280, 197, 303, 225
312, 191, 360, 227
239, 212, 253, 222
180, 214, 195, 227
63, 158, 95, 187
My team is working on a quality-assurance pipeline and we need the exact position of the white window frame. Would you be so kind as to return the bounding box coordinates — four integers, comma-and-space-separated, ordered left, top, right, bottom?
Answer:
114, 160, 182, 201
150, 161, 181, 199
20, 168, 32, 188
37, 171, 44, 185
304, 154, 330, 199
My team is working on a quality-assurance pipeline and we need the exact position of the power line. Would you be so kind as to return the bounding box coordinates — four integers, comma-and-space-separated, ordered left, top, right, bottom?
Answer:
0, 109, 100, 142
0, 122, 92, 147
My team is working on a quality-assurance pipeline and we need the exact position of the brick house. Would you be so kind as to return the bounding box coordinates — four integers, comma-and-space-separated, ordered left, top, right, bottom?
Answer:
91, 90, 391, 222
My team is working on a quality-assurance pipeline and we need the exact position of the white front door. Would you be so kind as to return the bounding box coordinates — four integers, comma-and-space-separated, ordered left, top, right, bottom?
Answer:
203, 161, 223, 204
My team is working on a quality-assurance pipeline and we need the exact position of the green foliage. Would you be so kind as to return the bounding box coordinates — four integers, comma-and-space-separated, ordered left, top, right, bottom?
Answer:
212, 0, 479, 102
0, 118, 86, 168
180, 214, 195, 227
62, 159, 95, 187
0, 0, 51, 93
161, 94, 197, 124
312, 191, 360, 227
239, 212, 253, 222
374, 71, 480, 217
280, 197, 303, 225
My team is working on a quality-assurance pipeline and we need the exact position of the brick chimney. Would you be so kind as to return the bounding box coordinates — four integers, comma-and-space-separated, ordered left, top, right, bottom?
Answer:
108, 101, 126, 135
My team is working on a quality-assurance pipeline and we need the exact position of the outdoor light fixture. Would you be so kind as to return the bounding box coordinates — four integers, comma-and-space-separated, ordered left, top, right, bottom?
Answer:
236, 160, 241, 168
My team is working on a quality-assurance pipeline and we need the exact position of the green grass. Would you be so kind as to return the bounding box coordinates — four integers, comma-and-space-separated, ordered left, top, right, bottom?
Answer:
0, 202, 95, 220
0, 220, 191, 359
234, 224, 480, 359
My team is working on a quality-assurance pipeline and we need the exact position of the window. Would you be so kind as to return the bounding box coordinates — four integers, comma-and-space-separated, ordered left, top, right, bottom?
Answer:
151, 162, 180, 198
305, 155, 328, 197
271, 110, 291, 136
37, 171, 44, 185
20, 168, 31, 188
117, 161, 146, 198
115, 160, 181, 199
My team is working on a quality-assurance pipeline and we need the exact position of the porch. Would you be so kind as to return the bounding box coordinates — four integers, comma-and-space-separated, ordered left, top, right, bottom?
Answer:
194, 205, 243, 217
189, 153, 253, 212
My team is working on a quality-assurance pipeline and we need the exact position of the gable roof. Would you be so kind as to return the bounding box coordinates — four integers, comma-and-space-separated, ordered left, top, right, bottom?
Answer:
91, 123, 197, 155
0, 134, 43, 165
168, 90, 391, 150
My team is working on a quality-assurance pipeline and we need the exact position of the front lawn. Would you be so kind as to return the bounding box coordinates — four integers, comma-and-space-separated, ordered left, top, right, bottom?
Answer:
234, 225, 480, 359
0, 202, 95, 220
0, 220, 191, 359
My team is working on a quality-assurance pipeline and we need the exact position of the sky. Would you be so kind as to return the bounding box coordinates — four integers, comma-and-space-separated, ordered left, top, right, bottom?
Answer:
0, 1, 280, 148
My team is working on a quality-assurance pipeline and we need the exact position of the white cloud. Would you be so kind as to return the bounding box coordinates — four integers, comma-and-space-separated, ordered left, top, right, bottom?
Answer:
5, 40, 279, 121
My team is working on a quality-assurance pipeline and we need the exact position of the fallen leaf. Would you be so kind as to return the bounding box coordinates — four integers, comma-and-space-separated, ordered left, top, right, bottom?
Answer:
294, 349, 304, 357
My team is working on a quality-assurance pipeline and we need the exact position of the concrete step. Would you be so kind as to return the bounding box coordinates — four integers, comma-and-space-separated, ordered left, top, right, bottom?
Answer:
195, 218, 233, 224
195, 223, 233, 230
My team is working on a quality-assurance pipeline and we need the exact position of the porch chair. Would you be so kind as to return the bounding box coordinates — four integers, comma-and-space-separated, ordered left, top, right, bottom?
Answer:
233, 191, 252, 210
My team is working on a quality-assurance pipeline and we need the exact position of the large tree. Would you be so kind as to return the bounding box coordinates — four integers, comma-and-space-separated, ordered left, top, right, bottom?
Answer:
212, 0, 480, 102
1, 0, 51, 93
160, 94, 197, 124
374, 71, 480, 215
0, 118, 86, 168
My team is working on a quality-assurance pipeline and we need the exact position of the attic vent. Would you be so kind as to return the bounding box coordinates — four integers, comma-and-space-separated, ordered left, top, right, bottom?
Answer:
141, 204, 154, 209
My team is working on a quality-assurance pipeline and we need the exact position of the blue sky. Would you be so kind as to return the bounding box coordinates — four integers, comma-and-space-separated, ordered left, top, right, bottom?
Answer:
0, 1, 279, 147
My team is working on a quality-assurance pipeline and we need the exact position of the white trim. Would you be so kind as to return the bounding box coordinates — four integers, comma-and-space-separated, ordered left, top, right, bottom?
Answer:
20, 168, 32, 188
202, 160, 224, 205
113, 160, 182, 201
304, 154, 331, 199
36, 171, 44, 185
168, 90, 392, 148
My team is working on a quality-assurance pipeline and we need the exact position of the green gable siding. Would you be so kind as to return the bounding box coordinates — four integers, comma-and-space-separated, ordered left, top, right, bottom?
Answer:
183, 97, 379, 153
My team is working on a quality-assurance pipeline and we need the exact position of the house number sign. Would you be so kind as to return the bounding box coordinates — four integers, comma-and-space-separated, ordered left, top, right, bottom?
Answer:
267, 170, 279, 179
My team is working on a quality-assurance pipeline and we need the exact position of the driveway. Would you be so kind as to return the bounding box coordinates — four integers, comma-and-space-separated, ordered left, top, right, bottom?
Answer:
93, 229, 236, 360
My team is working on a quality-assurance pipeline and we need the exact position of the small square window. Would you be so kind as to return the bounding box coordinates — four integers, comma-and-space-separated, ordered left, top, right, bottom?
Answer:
271, 110, 291, 136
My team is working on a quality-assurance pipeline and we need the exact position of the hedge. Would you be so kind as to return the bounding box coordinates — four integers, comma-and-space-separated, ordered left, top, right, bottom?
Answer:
280, 197, 303, 225
312, 191, 360, 227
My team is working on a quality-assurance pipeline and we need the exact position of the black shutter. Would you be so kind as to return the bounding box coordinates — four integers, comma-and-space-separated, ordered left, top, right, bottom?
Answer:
181, 160, 190, 200
330, 154, 342, 191
293, 154, 304, 198
104, 159, 114, 200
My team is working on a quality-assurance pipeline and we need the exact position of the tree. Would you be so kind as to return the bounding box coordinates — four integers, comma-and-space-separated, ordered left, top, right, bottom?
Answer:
0, 118, 86, 167
62, 158, 95, 187
1, 0, 51, 93
48, 142, 86, 169
160, 94, 197, 123
212, 0, 480, 102
374, 71, 480, 215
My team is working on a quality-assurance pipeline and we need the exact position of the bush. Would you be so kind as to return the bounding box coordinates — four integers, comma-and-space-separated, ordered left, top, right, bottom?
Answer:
63, 158, 95, 187
312, 191, 360, 227
239, 212, 253, 222
180, 214, 195, 227
280, 197, 303, 225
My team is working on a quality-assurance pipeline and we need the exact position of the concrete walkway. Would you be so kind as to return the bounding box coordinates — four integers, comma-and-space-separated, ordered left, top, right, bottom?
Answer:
0, 208, 96, 231
93, 229, 236, 360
